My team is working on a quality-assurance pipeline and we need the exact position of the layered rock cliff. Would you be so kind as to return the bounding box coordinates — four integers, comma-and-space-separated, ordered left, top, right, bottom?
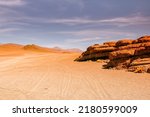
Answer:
75, 41, 117, 61
75, 36, 150, 73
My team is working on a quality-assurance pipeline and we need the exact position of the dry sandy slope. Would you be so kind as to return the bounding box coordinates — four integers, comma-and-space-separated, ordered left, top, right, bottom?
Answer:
0, 53, 150, 100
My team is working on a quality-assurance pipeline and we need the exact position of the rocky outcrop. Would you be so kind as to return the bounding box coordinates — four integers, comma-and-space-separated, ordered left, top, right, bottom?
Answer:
75, 42, 117, 61
75, 35, 150, 73
107, 36, 150, 73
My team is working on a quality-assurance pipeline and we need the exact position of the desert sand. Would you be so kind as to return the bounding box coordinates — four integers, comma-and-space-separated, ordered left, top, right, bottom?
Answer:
0, 44, 150, 100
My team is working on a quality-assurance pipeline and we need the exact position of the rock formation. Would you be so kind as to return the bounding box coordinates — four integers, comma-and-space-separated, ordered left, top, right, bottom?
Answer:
75, 36, 150, 73
75, 41, 117, 61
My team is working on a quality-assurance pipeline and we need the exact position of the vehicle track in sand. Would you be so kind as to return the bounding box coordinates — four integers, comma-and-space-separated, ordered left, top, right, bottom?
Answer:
0, 53, 150, 99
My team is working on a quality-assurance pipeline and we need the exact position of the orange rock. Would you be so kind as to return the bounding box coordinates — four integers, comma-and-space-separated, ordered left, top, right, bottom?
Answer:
103, 41, 116, 47
75, 52, 110, 61
128, 63, 150, 73
141, 42, 150, 50
137, 36, 150, 43
109, 49, 135, 60
116, 39, 133, 47
76, 35, 150, 73
134, 47, 150, 56
132, 40, 139, 44
147, 68, 150, 73
132, 67, 145, 73
91, 47, 116, 53
130, 58, 150, 66
87, 44, 108, 51
106, 58, 131, 68
118, 43, 141, 50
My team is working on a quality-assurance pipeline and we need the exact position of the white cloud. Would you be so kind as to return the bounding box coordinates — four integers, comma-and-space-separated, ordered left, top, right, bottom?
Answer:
46, 16, 150, 26
58, 29, 137, 44
100, 16, 150, 26
47, 18, 93, 25
0, 7, 29, 27
67, 37, 101, 43
0, 0, 25, 6
49, 29, 136, 38
0, 28, 20, 33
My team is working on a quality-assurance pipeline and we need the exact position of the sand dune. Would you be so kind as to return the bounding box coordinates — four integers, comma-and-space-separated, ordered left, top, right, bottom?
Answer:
0, 50, 150, 100
0, 43, 24, 56
0, 43, 80, 56
23, 44, 61, 52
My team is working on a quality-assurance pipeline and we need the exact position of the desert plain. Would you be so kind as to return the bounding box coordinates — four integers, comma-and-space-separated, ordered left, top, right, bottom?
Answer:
0, 43, 150, 100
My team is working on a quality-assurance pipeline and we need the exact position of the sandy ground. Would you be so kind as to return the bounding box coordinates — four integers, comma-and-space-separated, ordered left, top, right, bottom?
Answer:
0, 52, 150, 100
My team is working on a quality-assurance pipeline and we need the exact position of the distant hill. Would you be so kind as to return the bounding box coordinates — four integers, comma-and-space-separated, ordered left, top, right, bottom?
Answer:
23, 44, 59, 52
65, 48, 82, 53
52, 47, 82, 53
0, 43, 23, 50
0, 43, 82, 55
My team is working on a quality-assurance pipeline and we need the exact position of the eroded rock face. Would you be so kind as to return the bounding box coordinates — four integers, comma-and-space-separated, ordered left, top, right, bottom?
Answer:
147, 68, 150, 73
75, 35, 150, 73
116, 39, 133, 47
128, 58, 150, 73
103, 41, 116, 47
106, 36, 150, 73
137, 36, 150, 43
75, 42, 117, 61
109, 49, 135, 60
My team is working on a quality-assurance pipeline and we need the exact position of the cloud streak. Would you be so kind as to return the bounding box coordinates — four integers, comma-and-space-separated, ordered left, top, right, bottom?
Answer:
0, 0, 25, 6
0, 8, 149, 28
100, 16, 150, 26
49, 29, 136, 38
67, 37, 101, 43
58, 29, 137, 45
0, 28, 20, 33
46, 16, 150, 26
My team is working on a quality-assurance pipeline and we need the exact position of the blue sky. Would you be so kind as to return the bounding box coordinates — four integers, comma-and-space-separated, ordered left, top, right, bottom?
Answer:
0, 0, 150, 50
